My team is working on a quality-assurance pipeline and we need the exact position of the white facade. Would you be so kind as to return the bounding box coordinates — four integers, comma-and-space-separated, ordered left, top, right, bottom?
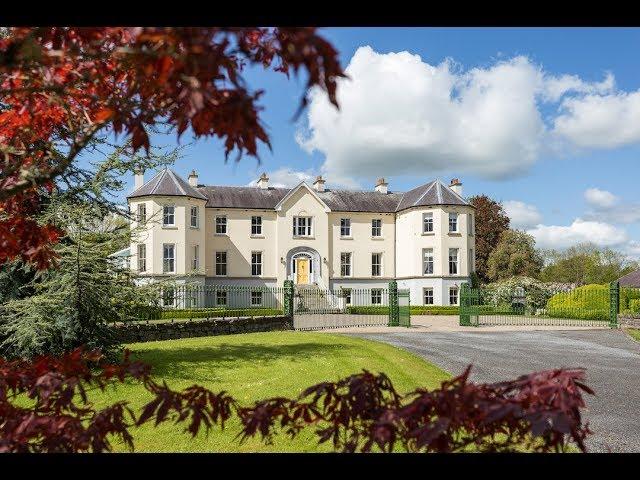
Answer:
128, 172, 475, 306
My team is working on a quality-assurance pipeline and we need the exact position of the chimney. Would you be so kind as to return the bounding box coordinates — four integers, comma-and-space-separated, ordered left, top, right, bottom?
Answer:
313, 175, 326, 192
134, 169, 144, 191
374, 177, 388, 194
188, 169, 199, 187
257, 172, 269, 190
450, 178, 462, 196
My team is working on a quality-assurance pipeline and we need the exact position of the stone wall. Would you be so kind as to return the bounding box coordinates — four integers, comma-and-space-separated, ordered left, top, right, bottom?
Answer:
113, 315, 293, 344
620, 316, 640, 329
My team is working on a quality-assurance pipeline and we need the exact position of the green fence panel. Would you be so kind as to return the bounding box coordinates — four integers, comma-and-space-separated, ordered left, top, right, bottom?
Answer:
388, 281, 399, 326
398, 289, 411, 327
460, 283, 614, 327
609, 281, 619, 329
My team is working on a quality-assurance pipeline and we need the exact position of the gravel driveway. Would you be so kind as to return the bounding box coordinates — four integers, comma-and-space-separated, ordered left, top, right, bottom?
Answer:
347, 329, 640, 452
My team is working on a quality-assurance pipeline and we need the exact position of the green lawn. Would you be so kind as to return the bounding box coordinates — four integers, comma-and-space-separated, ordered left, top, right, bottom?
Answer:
626, 328, 640, 342
92, 332, 450, 452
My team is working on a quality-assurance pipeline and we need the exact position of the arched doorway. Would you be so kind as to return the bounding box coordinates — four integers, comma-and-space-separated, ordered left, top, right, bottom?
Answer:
286, 247, 321, 285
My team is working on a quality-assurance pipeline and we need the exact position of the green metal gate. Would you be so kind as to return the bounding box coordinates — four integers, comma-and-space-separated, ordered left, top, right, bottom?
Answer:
459, 282, 619, 328
398, 289, 411, 327
289, 281, 411, 330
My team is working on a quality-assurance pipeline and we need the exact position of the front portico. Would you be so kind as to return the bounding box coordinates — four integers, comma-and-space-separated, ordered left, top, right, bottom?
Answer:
285, 247, 322, 286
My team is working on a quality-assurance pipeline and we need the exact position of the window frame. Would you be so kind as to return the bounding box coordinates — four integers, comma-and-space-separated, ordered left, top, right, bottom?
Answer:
215, 251, 228, 276
371, 252, 382, 277
215, 215, 228, 235
371, 288, 383, 305
468, 213, 474, 236
423, 288, 434, 305
137, 203, 147, 223
251, 290, 263, 306
422, 212, 434, 234
162, 286, 175, 307
137, 243, 146, 272
251, 215, 263, 236
449, 286, 459, 305
162, 243, 175, 273
192, 245, 199, 271
251, 251, 263, 277
448, 212, 458, 233
293, 216, 313, 237
340, 218, 351, 237
162, 205, 175, 227
422, 248, 434, 275
340, 252, 352, 277
190, 205, 199, 229
342, 288, 352, 305
216, 290, 227, 307
449, 248, 459, 275
371, 218, 382, 237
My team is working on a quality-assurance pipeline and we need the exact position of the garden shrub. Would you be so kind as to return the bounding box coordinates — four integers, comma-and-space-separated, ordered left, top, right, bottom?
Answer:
346, 306, 390, 315
346, 306, 462, 315
410, 306, 459, 315
620, 287, 640, 310
155, 307, 284, 320
483, 276, 559, 314
629, 299, 640, 313
545, 284, 609, 321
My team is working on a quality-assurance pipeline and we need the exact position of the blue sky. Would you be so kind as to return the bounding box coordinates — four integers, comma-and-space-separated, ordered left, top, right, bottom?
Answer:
114, 28, 640, 257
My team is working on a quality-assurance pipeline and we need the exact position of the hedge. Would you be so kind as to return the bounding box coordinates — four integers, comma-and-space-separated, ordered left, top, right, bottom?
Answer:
621, 287, 640, 310
545, 284, 610, 321
345, 305, 461, 315
155, 307, 284, 320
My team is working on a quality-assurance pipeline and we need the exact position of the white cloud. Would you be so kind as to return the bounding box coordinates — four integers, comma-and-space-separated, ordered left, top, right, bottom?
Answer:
584, 188, 619, 209
541, 72, 615, 102
623, 240, 640, 260
582, 188, 640, 224
553, 90, 640, 149
527, 218, 628, 250
298, 46, 633, 180
503, 200, 543, 229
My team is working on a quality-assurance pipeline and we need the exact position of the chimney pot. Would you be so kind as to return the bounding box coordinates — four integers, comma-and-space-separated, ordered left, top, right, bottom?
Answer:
188, 170, 199, 187
313, 175, 326, 192
257, 172, 269, 189
134, 169, 144, 191
449, 178, 463, 196
374, 177, 388, 194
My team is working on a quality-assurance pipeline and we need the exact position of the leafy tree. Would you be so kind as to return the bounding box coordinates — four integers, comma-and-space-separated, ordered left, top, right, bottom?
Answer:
0, 27, 345, 269
539, 243, 638, 285
468, 195, 510, 283
486, 230, 543, 281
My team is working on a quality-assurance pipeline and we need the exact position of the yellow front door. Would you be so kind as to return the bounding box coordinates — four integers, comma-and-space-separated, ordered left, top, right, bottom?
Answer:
296, 258, 309, 285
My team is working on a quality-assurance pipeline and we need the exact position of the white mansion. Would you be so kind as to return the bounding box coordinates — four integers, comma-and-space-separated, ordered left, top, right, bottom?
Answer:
125, 169, 476, 306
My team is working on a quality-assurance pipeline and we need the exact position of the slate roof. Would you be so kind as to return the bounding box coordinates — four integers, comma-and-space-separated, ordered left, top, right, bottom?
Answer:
618, 269, 640, 287
128, 169, 207, 200
128, 170, 471, 212
395, 179, 468, 212
315, 189, 404, 213
198, 185, 290, 209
